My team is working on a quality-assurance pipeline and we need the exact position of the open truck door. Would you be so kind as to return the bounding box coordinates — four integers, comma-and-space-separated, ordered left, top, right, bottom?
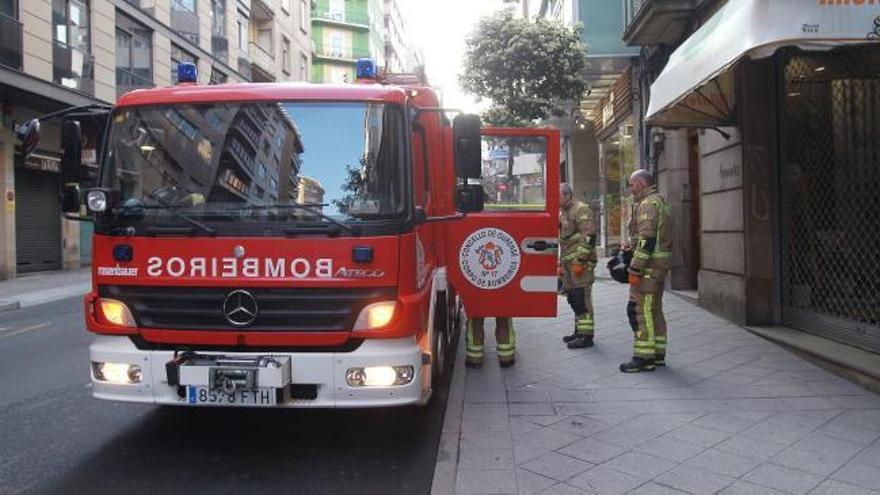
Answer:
448, 127, 560, 318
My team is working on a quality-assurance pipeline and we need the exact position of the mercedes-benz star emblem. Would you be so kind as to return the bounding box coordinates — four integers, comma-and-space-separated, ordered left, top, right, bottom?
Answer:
223, 290, 258, 327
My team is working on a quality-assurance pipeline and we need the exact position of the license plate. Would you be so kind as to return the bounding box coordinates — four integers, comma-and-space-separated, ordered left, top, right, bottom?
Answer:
186, 387, 277, 406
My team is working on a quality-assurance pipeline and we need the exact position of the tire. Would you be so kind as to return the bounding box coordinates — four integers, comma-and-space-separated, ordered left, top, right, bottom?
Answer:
432, 292, 449, 380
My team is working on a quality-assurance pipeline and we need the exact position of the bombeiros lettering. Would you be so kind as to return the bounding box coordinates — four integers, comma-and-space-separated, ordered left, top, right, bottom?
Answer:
146, 256, 336, 279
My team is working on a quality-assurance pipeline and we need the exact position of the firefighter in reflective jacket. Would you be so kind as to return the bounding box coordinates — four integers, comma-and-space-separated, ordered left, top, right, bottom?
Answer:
559, 183, 597, 349
466, 317, 516, 368
620, 170, 671, 372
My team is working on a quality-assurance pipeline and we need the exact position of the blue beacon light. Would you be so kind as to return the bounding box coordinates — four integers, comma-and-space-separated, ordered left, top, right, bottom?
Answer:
177, 62, 198, 84
356, 58, 377, 80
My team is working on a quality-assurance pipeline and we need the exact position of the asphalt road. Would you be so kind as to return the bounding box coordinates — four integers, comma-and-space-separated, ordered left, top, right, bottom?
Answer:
0, 297, 452, 495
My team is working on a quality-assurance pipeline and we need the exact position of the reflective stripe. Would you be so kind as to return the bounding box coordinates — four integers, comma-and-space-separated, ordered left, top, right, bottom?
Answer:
634, 251, 651, 260
651, 251, 672, 258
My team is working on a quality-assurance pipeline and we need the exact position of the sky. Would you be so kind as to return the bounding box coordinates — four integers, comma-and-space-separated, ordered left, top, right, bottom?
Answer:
403, 0, 507, 114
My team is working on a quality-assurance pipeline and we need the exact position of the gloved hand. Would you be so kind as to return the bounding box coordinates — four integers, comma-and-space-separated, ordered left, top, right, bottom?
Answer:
571, 262, 584, 277
628, 273, 639, 286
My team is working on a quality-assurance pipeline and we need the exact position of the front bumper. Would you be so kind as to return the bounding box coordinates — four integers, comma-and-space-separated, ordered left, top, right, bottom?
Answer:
89, 335, 429, 408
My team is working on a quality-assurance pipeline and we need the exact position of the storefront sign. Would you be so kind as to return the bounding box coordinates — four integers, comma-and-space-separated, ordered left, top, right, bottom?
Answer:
24, 153, 61, 173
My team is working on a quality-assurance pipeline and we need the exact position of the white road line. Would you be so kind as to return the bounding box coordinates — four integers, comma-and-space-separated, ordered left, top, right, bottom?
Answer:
0, 322, 50, 340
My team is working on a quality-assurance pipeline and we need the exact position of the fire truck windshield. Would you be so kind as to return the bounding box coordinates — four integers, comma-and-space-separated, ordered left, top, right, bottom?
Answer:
101, 101, 407, 233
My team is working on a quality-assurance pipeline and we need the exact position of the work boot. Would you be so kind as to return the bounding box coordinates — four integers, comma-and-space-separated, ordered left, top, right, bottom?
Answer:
465, 359, 483, 369
567, 335, 594, 349
654, 354, 666, 367
562, 332, 579, 343
619, 357, 655, 373
498, 356, 515, 368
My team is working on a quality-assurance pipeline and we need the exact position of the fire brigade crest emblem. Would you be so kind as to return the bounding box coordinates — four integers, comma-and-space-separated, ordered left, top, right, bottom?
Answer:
477, 242, 503, 271
460, 228, 521, 290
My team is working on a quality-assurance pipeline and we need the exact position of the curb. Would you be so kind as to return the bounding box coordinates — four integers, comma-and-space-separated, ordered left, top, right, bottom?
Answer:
746, 325, 880, 394
0, 300, 21, 313
430, 329, 466, 495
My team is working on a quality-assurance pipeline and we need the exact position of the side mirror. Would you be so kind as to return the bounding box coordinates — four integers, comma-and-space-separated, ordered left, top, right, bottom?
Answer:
15, 119, 41, 158
453, 114, 482, 179
456, 184, 484, 213
61, 184, 82, 213
61, 120, 83, 185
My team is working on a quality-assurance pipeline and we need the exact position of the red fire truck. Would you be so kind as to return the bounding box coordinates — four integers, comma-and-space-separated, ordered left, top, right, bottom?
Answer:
17, 61, 559, 408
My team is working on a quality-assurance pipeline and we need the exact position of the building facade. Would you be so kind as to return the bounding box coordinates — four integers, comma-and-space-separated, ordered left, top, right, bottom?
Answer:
310, 0, 379, 83
310, 0, 420, 84
626, 0, 880, 352
0, 0, 312, 280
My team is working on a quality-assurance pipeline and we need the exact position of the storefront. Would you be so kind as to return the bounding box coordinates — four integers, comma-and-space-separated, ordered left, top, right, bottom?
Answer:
594, 68, 637, 252
13, 151, 63, 273
645, 0, 880, 349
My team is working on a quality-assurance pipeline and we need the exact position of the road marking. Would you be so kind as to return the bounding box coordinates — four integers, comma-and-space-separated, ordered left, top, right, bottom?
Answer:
0, 322, 50, 340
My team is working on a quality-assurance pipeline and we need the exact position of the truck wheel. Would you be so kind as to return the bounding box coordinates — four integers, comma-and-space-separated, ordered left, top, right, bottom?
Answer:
432, 292, 449, 380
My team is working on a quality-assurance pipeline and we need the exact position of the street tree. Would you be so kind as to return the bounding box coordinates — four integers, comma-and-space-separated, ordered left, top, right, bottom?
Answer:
460, 10, 589, 126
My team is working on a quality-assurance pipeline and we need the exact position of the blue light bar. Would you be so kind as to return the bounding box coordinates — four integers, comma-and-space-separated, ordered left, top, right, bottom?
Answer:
356, 59, 376, 80
177, 62, 197, 84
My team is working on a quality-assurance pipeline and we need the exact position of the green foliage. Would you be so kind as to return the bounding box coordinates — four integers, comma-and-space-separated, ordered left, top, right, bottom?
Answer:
460, 10, 590, 126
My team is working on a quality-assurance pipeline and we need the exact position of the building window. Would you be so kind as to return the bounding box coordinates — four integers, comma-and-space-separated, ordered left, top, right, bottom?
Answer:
237, 11, 249, 53
53, 0, 93, 92
116, 12, 152, 98
300, 0, 308, 33
328, 0, 343, 20
281, 0, 290, 14
53, 0, 89, 52
282, 36, 291, 74
171, 44, 197, 84
299, 53, 308, 80
171, 0, 198, 45
330, 32, 343, 58
211, 0, 228, 63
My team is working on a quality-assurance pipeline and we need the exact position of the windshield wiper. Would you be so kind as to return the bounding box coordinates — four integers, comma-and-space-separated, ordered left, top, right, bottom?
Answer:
141, 193, 217, 236
223, 203, 361, 236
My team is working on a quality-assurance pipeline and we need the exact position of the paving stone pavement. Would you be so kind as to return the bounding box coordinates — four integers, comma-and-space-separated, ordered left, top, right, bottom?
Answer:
451, 279, 880, 495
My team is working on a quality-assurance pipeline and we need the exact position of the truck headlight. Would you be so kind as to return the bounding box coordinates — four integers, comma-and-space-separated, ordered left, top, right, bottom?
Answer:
346, 366, 414, 387
99, 299, 136, 327
353, 301, 397, 331
92, 362, 142, 384
87, 190, 108, 212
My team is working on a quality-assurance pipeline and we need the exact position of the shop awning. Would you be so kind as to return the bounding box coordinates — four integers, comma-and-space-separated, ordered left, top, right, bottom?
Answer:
646, 0, 880, 128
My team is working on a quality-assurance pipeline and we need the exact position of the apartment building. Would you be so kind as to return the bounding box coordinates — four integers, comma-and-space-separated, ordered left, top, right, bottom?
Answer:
0, 0, 312, 280
310, 0, 420, 83
382, 0, 420, 74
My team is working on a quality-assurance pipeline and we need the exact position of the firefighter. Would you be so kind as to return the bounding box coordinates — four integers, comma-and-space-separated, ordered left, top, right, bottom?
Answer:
465, 317, 515, 368
559, 183, 598, 349
620, 170, 671, 373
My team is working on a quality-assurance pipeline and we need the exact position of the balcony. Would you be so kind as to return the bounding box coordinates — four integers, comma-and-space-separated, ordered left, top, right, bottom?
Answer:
0, 13, 23, 70
312, 11, 369, 28
53, 41, 95, 95
313, 44, 370, 63
116, 68, 154, 98
622, 0, 697, 46
249, 41, 276, 81
252, 0, 277, 22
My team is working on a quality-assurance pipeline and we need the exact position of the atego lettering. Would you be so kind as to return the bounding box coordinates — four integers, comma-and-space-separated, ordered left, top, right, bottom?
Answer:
146, 256, 334, 279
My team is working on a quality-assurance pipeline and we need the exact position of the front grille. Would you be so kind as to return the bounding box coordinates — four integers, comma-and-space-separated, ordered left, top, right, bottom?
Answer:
100, 285, 397, 332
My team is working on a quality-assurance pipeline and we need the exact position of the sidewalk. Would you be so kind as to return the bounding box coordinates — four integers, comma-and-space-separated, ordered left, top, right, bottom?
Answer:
433, 279, 880, 495
0, 268, 91, 312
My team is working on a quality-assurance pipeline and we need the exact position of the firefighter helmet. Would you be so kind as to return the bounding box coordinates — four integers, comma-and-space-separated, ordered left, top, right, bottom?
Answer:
607, 250, 632, 284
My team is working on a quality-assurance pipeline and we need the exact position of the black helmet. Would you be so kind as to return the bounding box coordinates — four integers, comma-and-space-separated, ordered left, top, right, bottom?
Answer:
606, 249, 633, 284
